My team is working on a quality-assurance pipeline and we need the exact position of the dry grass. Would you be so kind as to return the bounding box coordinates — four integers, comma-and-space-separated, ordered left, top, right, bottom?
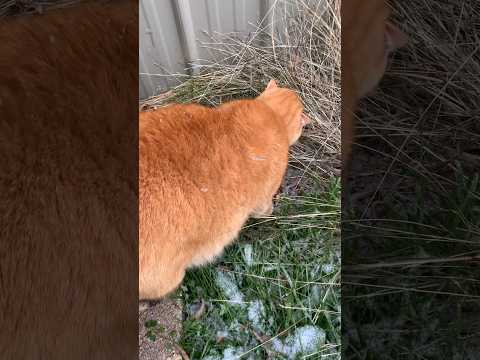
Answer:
343, 0, 480, 358
348, 0, 480, 212
0, 0, 84, 17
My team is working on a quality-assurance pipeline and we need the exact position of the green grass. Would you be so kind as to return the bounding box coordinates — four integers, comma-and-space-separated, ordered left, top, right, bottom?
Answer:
180, 177, 341, 359
343, 171, 480, 359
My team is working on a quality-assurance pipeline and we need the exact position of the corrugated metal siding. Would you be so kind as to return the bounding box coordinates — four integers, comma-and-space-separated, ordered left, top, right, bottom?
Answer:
139, 0, 277, 100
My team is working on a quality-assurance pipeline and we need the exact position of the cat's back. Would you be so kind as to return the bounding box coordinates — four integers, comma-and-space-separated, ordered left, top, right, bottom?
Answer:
139, 99, 288, 180
139, 103, 219, 183
140, 103, 214, 151
139, 98, 289, 225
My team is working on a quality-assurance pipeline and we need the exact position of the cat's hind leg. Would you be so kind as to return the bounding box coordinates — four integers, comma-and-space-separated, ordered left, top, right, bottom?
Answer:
140, 266, 186, 300
251, 200, 273, 218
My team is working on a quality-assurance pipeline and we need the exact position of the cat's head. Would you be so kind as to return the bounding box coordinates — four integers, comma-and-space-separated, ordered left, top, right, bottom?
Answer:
257, 80, 310, 145
343, 0, 408, 99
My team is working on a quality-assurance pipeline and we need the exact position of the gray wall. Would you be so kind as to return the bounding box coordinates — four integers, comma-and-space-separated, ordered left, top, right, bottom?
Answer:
139, 0, 276, 100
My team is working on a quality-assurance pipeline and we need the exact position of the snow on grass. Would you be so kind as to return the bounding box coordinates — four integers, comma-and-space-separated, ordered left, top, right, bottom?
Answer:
242, 244, 253, 266
216, 330, 230, 339
203, 356, 220, 360
321, 263, 335, 274
221, 347, 248, 360
309, 285, 322, 306
215, 271, 245, 307
203, 347, 254, 360
247, 300, 266, 332
271, 325, 326, 359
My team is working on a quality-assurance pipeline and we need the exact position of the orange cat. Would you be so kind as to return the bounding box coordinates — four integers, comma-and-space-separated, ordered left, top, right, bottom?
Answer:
139, 80, 309, 300
342, 0, 408, 167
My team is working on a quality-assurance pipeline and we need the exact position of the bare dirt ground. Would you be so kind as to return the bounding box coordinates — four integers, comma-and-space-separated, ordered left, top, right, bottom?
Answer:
139, 298, 184, 360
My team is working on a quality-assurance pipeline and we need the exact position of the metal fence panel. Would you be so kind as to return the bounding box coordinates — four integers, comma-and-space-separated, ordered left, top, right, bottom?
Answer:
139, 0, 275, 100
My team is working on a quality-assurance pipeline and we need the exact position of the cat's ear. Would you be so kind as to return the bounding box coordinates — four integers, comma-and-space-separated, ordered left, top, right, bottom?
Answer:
265, 79, 278, 91
385, 21, 408, 53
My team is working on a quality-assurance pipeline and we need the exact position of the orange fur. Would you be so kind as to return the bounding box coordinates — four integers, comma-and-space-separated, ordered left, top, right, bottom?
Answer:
0, 1, 137, 358
139, 80, 307, 300
342, 0, 408, 167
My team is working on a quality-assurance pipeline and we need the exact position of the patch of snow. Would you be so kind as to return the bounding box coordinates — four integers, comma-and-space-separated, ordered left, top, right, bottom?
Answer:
247, 300, 266, 331
309, 285, 322, 306
229, 319, 241, 330
185, 301, 205, 318
271, 325, 326, 359
216, 330, 230, 340
310, 264, 321, 277
242, 244, 254, 266
263, 265, 276, 272
215, 271, 245, 307
221, 347, 245, 360
321, 263, 334, 274
203, 356, 221, 360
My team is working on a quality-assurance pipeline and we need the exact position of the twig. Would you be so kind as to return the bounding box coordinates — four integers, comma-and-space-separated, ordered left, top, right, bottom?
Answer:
344, 254, 480, 271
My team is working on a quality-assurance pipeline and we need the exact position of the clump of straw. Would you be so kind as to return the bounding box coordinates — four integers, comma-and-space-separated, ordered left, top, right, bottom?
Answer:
0, 0, 83, 17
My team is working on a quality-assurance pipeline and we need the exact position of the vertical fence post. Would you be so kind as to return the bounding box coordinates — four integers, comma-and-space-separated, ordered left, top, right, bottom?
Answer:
172, 0, 200, 75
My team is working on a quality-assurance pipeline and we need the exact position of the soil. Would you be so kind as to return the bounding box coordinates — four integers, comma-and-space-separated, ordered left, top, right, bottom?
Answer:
139, 298, 184, 360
